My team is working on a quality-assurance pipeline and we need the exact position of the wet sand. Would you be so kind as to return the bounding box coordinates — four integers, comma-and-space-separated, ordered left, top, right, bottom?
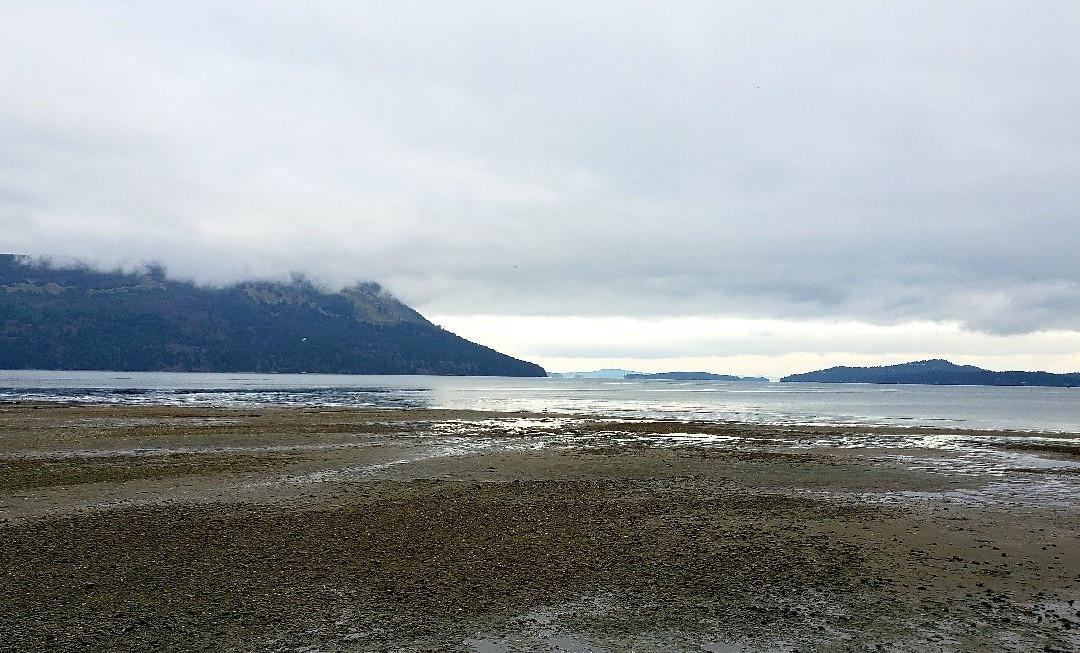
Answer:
1, 403, 1078, 652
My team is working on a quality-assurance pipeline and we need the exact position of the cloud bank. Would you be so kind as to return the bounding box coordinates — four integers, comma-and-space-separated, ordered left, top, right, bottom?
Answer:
3, 1, 1079, 339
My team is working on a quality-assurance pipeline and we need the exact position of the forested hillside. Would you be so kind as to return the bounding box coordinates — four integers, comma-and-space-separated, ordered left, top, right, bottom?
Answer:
0, 255, 545, 376
780, 359, 1080, 387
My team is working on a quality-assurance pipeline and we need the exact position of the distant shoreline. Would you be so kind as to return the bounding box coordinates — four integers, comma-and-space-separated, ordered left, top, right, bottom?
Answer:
782, 358, 1080, 387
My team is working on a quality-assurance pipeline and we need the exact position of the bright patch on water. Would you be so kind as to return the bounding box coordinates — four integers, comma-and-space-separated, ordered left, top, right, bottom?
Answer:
6, 370, 1080, 432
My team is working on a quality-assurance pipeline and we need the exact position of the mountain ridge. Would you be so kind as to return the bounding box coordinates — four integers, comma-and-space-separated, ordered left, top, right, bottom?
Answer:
0, 254, 545, 376
780, 359, 1080, 387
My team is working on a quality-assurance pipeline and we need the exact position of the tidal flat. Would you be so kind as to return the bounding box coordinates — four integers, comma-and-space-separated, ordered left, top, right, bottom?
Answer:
1, 404, 1078, 652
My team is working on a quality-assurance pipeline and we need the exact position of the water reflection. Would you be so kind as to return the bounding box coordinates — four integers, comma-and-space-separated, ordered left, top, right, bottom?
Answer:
2, 370, 1080, 432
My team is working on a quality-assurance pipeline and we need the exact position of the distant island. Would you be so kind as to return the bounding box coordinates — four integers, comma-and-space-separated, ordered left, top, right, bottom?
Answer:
781, 359, 1080, 387
624, 372, 769, 382
549, 369, 640, 379
0, 254, 546, 376
549, 370, 769, 382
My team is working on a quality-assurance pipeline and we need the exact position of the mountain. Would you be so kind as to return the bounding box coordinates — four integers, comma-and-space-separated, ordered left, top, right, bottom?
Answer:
780, 359, 1080, 387
0, 255, 545, 376
624, 372, 769, 382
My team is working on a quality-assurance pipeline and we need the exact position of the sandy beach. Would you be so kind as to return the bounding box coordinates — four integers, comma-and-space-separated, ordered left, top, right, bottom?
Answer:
1, 403, 1078, 652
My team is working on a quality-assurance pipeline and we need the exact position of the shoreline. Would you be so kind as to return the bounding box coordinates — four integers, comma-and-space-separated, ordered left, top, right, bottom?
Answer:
2, 404, 1078, 652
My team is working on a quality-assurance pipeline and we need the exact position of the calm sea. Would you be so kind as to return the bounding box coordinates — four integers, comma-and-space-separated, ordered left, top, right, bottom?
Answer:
2, 370, 1079, 432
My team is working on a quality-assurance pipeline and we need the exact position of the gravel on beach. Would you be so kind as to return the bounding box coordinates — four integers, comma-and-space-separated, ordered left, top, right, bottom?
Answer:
1, 404, 1078, 652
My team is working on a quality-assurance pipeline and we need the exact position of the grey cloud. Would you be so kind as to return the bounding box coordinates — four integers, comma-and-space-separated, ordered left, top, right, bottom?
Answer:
2, 2, 1079, 335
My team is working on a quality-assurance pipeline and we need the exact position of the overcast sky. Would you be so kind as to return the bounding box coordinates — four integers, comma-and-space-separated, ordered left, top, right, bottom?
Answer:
3, 2, 1079, 376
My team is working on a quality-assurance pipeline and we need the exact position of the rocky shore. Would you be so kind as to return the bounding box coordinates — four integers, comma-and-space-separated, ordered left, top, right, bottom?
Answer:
2, 404, 1078, 652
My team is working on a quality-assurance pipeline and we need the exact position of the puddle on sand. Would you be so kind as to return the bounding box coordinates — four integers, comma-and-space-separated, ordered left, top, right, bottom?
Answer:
466, 610, 610, 653
863, 446, 1080, 507
428, 417, 584, 439
561, 424, 1080, 508
249, 435, 549, 486
862, 472, 1080, 508
579, 431, 797, 449
418, 420, 1080, 509
464, 604, 803, 653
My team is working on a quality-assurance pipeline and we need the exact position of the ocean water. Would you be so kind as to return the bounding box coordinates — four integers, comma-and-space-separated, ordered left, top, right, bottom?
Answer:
2, 370, 1079, 432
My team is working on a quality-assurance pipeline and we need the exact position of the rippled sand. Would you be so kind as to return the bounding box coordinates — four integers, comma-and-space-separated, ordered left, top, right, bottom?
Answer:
2, 404, 1078, 652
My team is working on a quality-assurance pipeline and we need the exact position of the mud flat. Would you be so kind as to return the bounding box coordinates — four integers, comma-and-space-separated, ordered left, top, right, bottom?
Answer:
2, 403, 1079, 652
